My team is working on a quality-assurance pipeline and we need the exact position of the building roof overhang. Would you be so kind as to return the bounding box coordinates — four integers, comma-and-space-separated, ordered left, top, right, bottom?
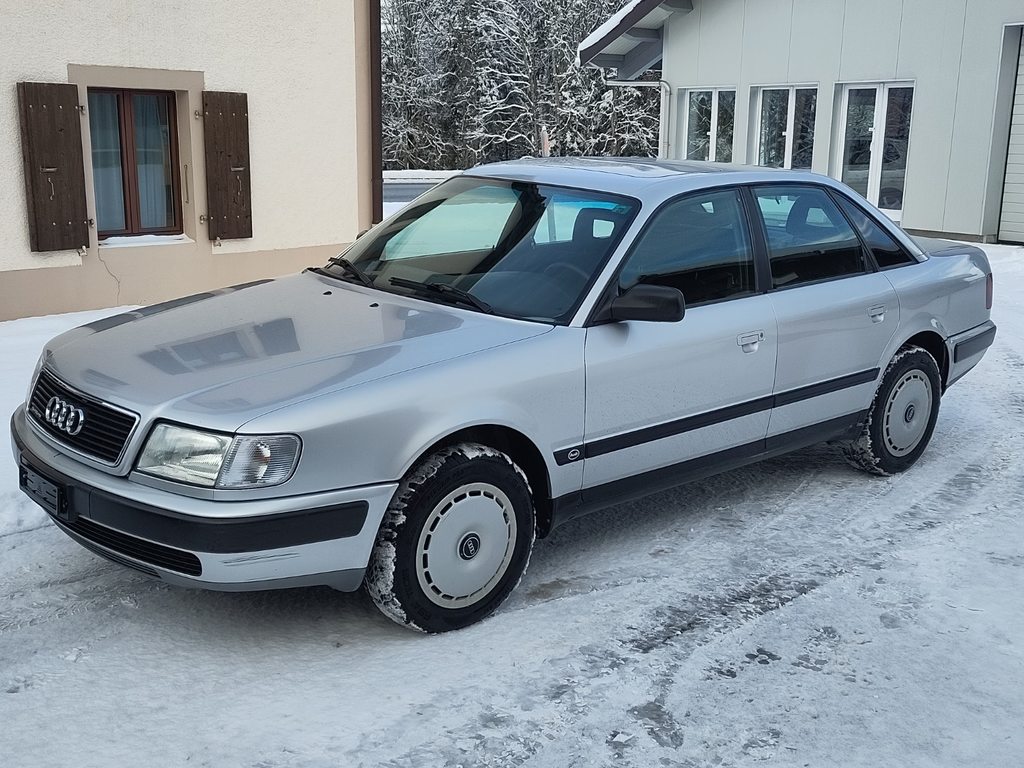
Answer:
577, 0, 693, 80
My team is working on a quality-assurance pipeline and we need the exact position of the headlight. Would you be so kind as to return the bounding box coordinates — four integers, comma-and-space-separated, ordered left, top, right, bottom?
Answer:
137, 424, 300, 489
137, 424, 233, 487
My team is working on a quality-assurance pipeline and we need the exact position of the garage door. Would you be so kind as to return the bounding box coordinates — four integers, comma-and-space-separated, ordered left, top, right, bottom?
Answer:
1000, 34, 1024, 243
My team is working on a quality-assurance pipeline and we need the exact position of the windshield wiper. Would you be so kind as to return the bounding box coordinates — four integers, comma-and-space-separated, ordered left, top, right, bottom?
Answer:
325, 256, 374, 287
389, 277, 493, 314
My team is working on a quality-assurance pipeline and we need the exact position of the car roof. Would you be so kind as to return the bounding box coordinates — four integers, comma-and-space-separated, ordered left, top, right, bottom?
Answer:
463, 156, 831, 199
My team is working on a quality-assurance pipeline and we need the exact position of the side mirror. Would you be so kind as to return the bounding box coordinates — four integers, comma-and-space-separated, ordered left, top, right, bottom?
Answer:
609, 284, 686, 323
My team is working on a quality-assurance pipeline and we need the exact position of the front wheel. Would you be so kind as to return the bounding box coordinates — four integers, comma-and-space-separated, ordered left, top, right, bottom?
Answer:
365, 443, 535, 632
845, 345, 941, 475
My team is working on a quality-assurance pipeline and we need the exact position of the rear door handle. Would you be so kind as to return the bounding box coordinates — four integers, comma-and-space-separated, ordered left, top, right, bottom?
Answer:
869, 305, 886, 323
737, 330, 765, 353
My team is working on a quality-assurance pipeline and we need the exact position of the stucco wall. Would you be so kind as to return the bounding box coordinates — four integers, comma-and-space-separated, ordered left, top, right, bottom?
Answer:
0, 0, 372, 318
662, 0, 1024, 239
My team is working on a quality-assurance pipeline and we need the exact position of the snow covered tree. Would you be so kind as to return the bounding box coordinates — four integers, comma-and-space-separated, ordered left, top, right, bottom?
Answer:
380, 0, 660, 170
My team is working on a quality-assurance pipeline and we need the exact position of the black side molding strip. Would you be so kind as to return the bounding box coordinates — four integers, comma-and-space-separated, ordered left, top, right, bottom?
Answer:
954, 324, 996, 363
583, 395, 774, 459
772, 368, 878, 407
550, 411, 867, 530
554, 368, 879, 465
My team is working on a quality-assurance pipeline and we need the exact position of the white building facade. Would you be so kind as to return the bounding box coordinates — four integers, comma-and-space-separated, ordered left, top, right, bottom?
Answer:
581, 0, 1024, 243
0, 1, 381, 320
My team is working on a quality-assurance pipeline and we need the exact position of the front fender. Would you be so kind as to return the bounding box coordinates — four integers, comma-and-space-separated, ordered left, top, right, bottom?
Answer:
240, 327, 586, 499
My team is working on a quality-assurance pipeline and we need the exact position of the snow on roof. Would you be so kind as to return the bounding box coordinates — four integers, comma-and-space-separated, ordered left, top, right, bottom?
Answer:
576, 0, 645, 57
577, 0, 680, 77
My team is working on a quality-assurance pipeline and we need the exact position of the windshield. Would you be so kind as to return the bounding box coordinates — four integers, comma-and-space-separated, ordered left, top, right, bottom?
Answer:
325, 177, 640, 323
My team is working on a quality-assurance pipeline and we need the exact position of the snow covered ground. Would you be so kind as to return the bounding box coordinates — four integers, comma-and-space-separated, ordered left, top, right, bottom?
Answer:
2, 244, 1023, 767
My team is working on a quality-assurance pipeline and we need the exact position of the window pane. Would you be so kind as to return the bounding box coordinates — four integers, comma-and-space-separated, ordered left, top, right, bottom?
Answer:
716, 91, 735, 162
384, 185, 518, 259
835, 194, 915, 268
88, 91, 126, 232
133, 92, 176, 229
686, 91, 712, 161
791, 88, 816, 169
619, 189, 755, 306
758, 89, 789, 167
879, 87, 913, 210
841, 88, 877, 198
533, 196, 621, 244
343, 177, 638, 323
755, 186, 866, 288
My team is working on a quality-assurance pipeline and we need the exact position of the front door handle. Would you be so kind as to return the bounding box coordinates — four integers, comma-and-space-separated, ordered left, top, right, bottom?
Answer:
737, 330, 765, 353
869, 305, 886, 323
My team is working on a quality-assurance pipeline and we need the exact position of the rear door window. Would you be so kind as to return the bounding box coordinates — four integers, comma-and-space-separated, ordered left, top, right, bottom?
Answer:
754, 186, 868, 288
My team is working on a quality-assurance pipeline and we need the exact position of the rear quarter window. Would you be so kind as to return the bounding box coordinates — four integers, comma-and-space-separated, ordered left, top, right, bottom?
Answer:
833, 194, 917, 269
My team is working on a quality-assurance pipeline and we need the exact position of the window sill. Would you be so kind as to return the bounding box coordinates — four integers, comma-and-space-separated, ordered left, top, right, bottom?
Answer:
98, 234, 194, 248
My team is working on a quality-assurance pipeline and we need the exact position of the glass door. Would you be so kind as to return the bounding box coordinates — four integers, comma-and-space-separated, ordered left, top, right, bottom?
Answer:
839, 84, 914, 218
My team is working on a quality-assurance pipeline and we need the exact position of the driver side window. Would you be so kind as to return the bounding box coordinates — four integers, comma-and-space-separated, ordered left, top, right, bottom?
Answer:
618, 188, 755, 306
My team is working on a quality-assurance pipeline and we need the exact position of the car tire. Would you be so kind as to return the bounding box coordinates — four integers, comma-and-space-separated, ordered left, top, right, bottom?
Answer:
365, 443, 536, 632
845, 345, 941, 476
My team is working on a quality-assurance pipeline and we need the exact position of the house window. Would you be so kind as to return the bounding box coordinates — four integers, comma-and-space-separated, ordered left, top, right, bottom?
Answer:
87, 89, 181, 238
683, 89, 736, 162
755, 86, 817, 169
837, 83, 914, 214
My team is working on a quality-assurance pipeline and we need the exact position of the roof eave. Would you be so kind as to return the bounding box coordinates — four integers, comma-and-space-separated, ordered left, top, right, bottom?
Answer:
577, 0, 693, 80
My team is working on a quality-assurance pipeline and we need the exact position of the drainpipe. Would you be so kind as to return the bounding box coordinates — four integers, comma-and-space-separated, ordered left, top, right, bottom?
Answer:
603, 78, 673, 159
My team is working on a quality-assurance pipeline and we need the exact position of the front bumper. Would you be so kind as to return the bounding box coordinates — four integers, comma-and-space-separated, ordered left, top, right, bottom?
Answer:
11, 407, 398, 592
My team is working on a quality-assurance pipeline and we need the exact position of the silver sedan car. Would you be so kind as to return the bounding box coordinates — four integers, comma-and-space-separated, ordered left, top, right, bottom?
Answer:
11, 158, 996, 632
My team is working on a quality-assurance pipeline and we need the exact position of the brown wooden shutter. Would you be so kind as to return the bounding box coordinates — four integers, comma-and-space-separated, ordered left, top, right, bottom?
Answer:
202, 91, 252, 240
16, 82, 89, 252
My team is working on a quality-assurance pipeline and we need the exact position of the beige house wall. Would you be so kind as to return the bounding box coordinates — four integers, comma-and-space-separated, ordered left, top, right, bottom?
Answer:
0, 1, 373, 320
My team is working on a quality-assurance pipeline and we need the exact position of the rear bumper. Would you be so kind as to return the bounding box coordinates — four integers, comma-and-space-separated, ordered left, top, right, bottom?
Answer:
946, 320, 997, 387
11, 406, 397, 592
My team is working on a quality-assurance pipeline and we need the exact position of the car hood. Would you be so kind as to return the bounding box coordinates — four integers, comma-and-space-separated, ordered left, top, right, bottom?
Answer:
42, 271, 551, 431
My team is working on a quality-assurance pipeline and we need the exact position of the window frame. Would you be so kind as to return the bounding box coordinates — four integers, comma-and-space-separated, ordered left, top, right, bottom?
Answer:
753, 85, 818, 169
586, 184, 769, 325
88, 87, 183, 239
681, 88, 738, 163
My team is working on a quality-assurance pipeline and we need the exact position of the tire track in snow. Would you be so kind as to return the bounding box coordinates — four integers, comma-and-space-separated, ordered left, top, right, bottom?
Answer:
341, 411, 1024, 768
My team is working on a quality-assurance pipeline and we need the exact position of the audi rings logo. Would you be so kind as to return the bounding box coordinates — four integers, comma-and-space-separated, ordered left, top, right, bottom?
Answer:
44, 396, 86, 436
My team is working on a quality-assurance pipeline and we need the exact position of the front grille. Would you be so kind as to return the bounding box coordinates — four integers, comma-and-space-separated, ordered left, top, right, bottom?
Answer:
55, 514, 203, 576
28, 369, 139, 464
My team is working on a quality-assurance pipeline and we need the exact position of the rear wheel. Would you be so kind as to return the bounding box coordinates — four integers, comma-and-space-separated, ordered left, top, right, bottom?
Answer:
845, 345, 941, 475
365, 443, 535, 632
